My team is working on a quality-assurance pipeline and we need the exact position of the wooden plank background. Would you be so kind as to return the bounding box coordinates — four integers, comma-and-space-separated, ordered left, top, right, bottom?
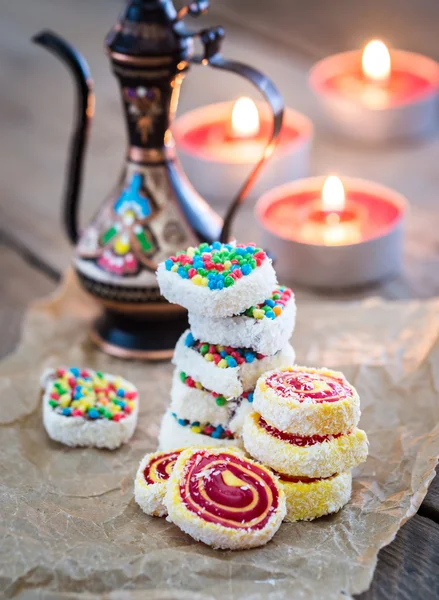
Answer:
0, 0, 438, 597
212, 0, 439, 61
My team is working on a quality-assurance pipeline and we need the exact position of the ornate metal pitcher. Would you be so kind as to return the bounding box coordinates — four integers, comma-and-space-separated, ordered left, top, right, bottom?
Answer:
33, 0, 283, 359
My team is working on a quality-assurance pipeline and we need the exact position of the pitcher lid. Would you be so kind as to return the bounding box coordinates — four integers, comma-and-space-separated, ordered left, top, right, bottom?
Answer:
106, 0, 194, 60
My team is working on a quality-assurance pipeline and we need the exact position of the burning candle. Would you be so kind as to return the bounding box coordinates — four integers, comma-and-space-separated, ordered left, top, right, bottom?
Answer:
310, 40, 439, 142
256, 175, 407, 289
173, 97, 312, 203
359, 40, 392, 108
230, 96, 260, 138
362, 40, 391, 83
300, 176, 363, 246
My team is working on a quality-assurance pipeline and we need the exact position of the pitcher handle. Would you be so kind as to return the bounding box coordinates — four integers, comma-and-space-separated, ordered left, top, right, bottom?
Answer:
191, 27, 284, 243
33, 30, 95, 245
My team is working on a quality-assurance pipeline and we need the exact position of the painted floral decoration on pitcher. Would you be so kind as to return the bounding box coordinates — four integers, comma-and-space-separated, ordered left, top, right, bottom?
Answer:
97, 172, 159, 275
124, 86, 163, 144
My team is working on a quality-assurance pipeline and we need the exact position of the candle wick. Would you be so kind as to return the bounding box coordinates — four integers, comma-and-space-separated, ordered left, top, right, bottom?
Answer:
326, 213, 341, 226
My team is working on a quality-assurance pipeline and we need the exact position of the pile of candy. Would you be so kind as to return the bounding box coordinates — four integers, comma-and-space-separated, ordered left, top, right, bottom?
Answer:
184, 332, 265, 367
164, 242, 267, 289
47, 367, 137, 421
179, 371, 254, 407
157, 241, 295, 451
244, 286, 293, 320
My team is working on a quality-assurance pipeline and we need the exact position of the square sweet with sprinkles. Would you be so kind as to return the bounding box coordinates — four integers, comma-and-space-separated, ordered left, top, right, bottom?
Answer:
41, 367, 139, 449
156, 242, 277, 318
188, 285, 297, 355
173, 328, 295, 398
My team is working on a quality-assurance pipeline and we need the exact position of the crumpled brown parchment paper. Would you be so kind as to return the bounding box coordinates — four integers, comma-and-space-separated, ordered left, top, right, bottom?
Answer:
1, 271, 439, 599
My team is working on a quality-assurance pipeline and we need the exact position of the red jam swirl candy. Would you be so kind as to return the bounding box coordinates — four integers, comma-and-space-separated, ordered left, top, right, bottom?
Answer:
165, 448, 286, 549
277, 471, 353, 522
265, 369, 349, 403
254, 366, 361, 436
143, 450, 181, 485
135, 449, 183, 517
181, 452, 279, 530
259, 416, 344, 446
242, 412, 368, 479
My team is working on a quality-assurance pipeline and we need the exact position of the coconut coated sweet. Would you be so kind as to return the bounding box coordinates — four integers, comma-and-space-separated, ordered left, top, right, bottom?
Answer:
165, 447, 286, 550
243, 412, 368, 478
254, 366, 361, 436
41, 367, 138, 449
134, 449, 183, 517
157, 242, 277, 318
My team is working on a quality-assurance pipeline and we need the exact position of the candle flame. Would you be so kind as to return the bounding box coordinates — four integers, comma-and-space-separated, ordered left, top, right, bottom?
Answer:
362, 40, 391, 82
231, 97, 260, 138
322, 176, 345, 214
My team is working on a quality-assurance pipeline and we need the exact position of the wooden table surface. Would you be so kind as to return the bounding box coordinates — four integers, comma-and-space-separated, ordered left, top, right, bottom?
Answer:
1, 1, 438, 597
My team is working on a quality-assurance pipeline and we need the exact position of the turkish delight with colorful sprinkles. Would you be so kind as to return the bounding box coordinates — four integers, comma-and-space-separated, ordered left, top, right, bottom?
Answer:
172, 329, 295, 397
156, 241, 277, 317
41, 367, 139, 449
158, 409, 244, 451
188, 285, 296, 355
169, 369, 255, 436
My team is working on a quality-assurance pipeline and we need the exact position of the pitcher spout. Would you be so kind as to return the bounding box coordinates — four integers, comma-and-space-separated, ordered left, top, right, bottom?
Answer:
33, 30, 95, 244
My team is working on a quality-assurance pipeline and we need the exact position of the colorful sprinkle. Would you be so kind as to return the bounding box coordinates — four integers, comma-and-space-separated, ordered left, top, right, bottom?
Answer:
244, 286, 293, 320
164, 242, 267, 289
184, 332, 196, 347
46, 367, 137, 421
172, 413, 235, 440
184, 334, 266, 367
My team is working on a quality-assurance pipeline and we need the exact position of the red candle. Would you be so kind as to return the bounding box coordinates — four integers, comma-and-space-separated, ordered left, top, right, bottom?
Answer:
310, 40, 439, 142
172, 98, 312, 202
299, 176, 363, 246
255, 175, 407, 288
174, 98, 310, 163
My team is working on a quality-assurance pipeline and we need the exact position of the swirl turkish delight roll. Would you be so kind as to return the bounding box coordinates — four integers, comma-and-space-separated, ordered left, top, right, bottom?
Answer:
243, 412, 368, 478
277, 471, 352, 522
134, 449, 183, 517
165, 447, 286, 550
254, 366, 360, 436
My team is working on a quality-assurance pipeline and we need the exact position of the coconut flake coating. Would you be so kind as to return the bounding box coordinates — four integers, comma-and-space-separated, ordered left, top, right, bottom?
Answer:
165, 447, 286, 550
173, 329, 295, 397
243, 412, 368, 478
170, 371, 230, 426
188, 286, 296, 355
278, 471, 352, 522
254, 365, 360, 435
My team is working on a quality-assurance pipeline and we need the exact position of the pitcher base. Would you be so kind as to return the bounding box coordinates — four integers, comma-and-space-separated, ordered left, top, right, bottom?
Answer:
90, 310, 188, 360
